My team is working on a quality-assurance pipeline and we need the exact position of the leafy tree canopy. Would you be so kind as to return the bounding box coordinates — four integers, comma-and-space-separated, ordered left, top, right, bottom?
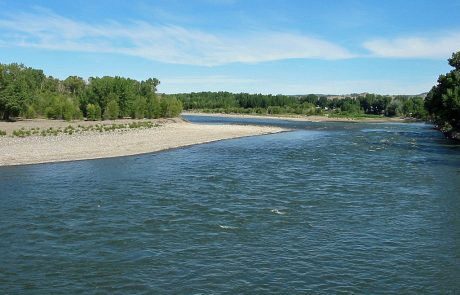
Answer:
0, 62, 181, 121
425, 51, 460, 133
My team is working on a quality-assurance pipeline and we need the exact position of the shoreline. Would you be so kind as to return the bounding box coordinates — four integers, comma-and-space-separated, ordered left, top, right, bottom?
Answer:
0, 113, 426, 167
182, 111, 420, 123
0, 119, 286, 167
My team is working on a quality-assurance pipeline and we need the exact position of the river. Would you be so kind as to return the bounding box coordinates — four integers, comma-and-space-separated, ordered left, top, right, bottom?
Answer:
1, 115, 459, 293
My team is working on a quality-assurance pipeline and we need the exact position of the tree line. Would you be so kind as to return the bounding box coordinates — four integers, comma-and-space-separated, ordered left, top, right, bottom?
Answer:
0, 63, 182, 121
3, 53, 457, 137
425, 52, 460, 138
172, 91, 427, 118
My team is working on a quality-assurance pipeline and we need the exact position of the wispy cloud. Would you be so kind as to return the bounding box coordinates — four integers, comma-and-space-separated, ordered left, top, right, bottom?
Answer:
162, 75, 258, 85
0, 9, 353, 66
160, 75, 262, 93
363, 32, 460, 58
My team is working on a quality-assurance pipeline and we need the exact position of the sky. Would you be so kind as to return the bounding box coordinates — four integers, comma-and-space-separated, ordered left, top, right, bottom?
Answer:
1, 0, 459, 95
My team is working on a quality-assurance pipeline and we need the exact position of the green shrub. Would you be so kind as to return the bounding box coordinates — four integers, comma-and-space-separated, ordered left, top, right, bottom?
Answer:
25, 105, 37, 119
12, 129, 31, 137
132, 97, 147, 119
95, 105, 102, 120
62, 100, 77, 121
0, 130, 6, 136
146, 95, 161, 119
268, 106, 281, 114
160, 96, 183, 118
45, 104, 61, 119
104, 100, 120, 120
86, 104, 96, 120
86, 103, 101, 121
74, 109, 84, 120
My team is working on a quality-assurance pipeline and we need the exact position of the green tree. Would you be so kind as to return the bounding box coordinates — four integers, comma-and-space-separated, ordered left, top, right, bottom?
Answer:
0, 63, 45, 120
63, 76, 86, 96
425, 51, 460, 135
86, 103, 101, 121
317, 96, 328, 108
132, 96, 147, 119
45, 96, 63, 119
146, 95, 161, 119
386, 100, 402, 117
62, 99, 78, 121
161, 96, 183, 118
24, 105, 37, 119
0, 62, 167, 121
104, 100, 120, 120
300, 94, 318, 104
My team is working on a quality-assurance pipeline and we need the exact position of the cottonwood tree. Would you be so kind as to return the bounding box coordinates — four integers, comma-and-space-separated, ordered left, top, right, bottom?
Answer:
425, 51, 460, 134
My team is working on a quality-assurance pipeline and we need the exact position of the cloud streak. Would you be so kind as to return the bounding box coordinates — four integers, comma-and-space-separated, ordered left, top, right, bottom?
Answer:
2, 9, 457, 66
364, 32, 460, 58
162, 75, 259, 85
0, 10, 353, 66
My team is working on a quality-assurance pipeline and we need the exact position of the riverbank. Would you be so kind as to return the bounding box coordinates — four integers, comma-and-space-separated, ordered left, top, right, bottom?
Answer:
0, 118, 286, 166
182, 111, 417, 123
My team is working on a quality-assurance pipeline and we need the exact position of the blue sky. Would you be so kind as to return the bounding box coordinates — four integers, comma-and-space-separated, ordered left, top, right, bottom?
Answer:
1, 0, 459, 95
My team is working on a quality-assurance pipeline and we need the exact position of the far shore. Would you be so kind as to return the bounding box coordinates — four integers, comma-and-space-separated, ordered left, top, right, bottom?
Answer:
0, 112, 424, 167
182, 111, 420, 123
0, 118, 286, 166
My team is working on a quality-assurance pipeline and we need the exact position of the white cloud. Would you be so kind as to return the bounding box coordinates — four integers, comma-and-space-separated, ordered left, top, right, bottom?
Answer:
364, 32, 460, 58
159, 75, 262, 93
0, 10, 353, 66
162, 75, 259, 85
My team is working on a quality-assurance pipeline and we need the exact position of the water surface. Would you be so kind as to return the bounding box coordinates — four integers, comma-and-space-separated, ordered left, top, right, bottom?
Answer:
1, 115, 459, 294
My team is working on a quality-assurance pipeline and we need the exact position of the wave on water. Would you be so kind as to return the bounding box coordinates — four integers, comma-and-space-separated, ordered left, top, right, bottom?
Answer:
271, 209, 286, 215
2, 116, 459, 293
219, 225, 238, 229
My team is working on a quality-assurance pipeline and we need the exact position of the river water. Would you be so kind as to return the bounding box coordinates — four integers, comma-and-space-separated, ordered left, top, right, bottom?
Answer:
1, 115, 459, 294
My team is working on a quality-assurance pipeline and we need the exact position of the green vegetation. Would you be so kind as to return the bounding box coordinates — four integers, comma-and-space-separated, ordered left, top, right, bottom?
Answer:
0, 129, 6, 136
7, 121, 159, 138
0, 63, 182, 121
425, 51, 460, 139
104, 100, 120, 120
161, 96, 184, 118
173, 91, 426, 119
86, 104, 101, 121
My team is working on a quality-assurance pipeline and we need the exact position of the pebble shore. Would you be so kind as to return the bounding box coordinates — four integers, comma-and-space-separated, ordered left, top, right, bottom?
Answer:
0, 120, 286, 166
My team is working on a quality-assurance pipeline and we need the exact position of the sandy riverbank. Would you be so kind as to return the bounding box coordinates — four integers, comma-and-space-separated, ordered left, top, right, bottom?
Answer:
0, 118, 286, 166
182, 111, 415, 123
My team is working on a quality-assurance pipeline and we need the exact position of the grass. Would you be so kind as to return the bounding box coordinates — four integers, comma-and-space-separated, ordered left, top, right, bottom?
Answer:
12, 128, 32, 137
9, 121, 160, 138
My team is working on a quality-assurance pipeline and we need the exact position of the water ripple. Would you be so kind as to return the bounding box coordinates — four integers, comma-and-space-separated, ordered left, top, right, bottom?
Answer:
0, 117, 459, 293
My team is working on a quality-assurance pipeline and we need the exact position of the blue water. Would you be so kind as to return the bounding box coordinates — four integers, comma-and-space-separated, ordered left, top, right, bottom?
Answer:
1, 115, 459, 294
